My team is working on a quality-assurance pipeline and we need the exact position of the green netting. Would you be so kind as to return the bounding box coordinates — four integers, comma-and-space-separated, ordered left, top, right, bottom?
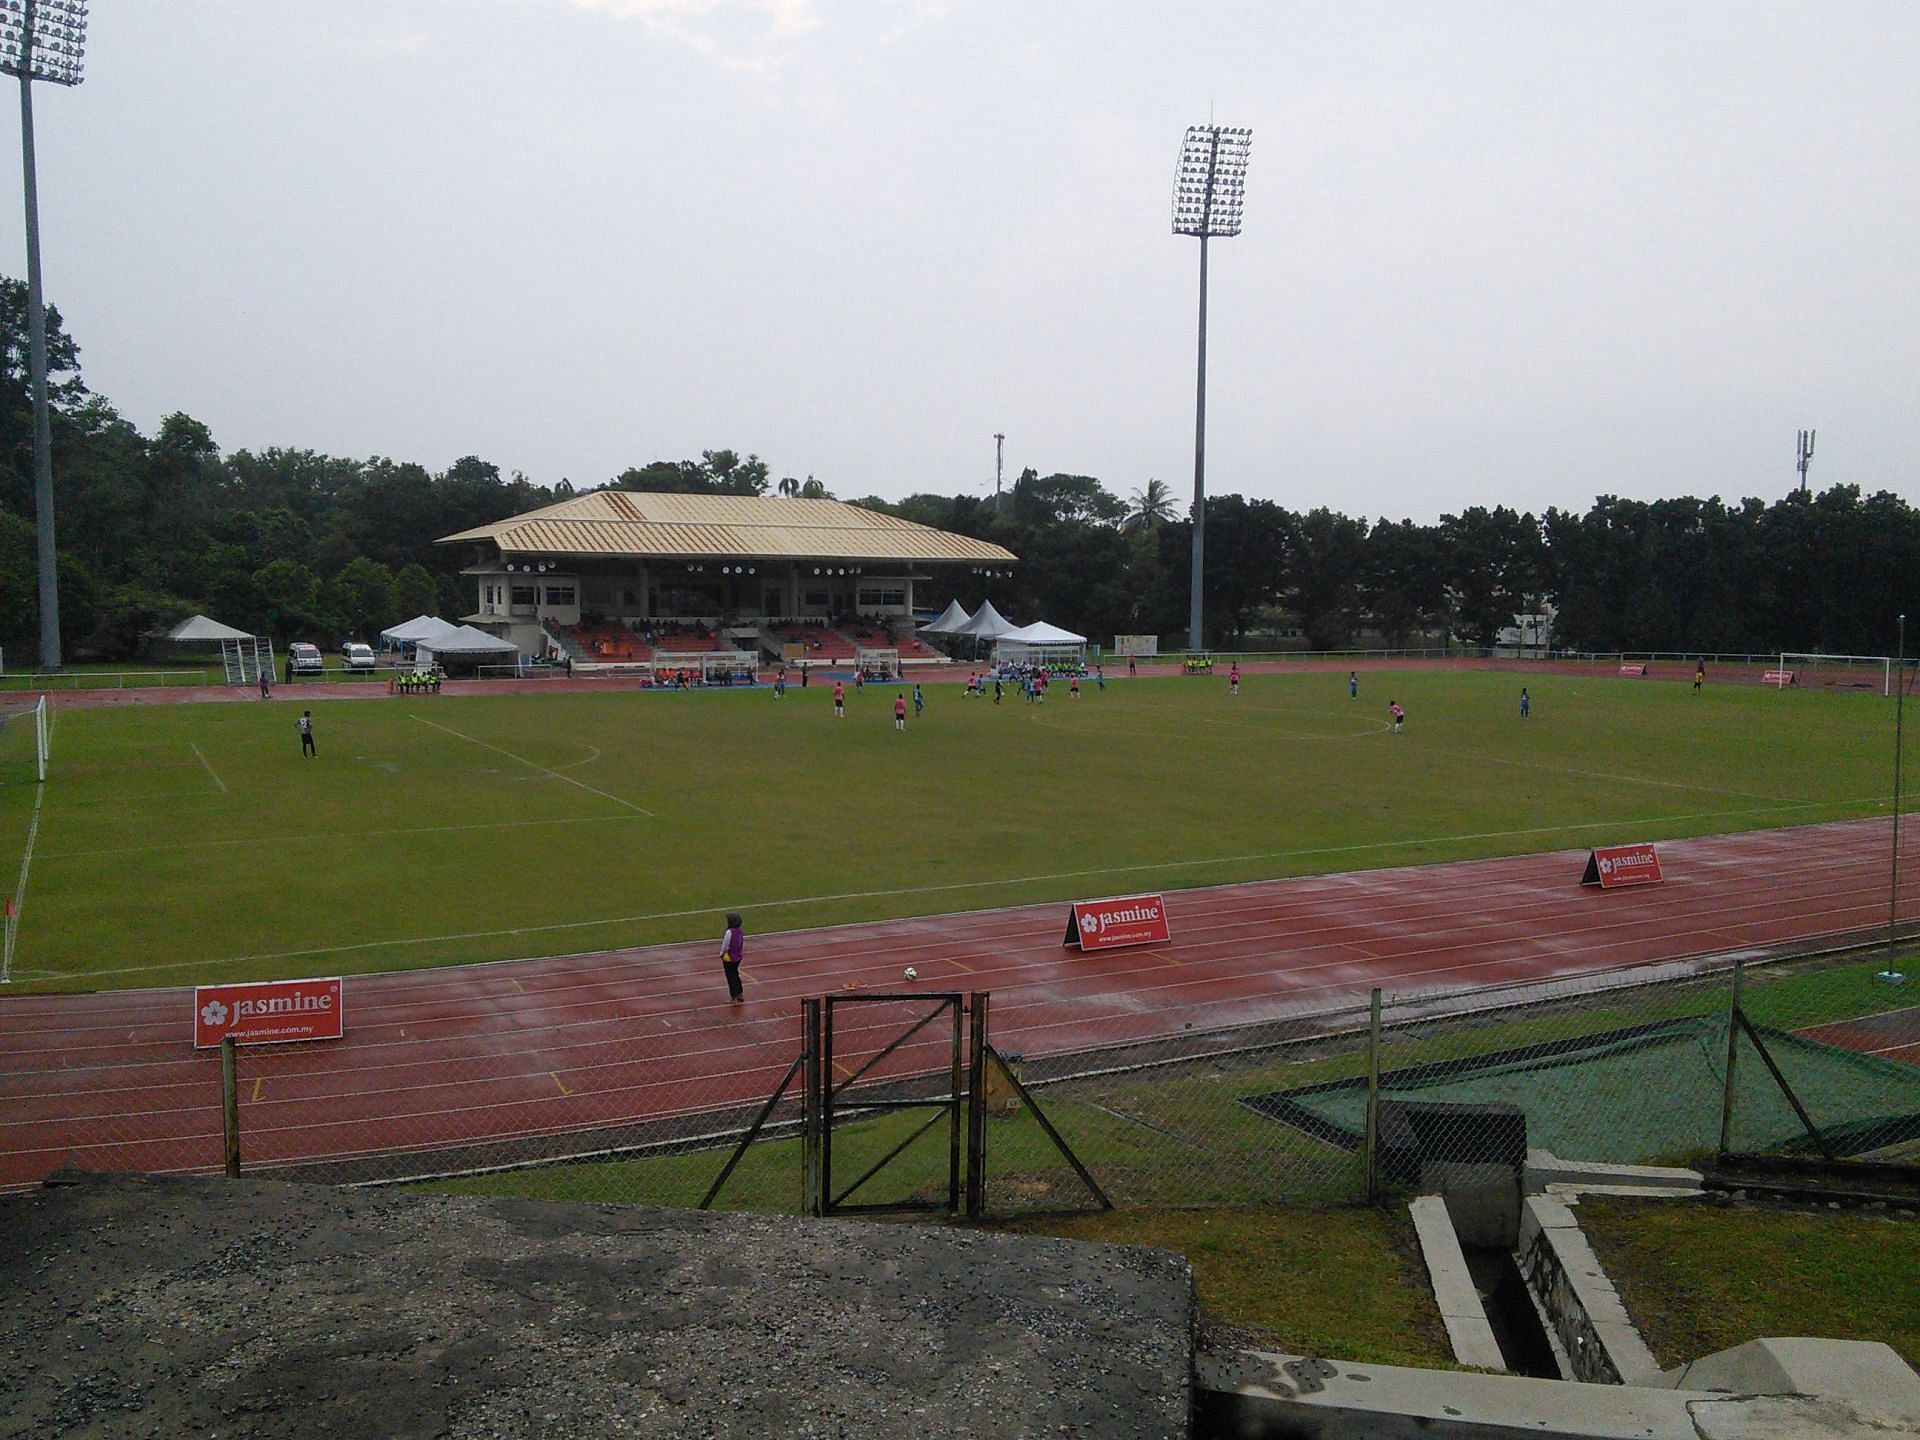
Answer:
1243, 1015, 1920, 1166
0, 701, 40, 787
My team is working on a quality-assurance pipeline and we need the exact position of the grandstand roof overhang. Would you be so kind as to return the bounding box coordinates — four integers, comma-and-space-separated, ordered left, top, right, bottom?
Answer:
437, 492, 1018, 568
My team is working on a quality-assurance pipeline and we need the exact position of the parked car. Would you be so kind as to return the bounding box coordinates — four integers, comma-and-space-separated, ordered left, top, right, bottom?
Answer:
288, 642, 324, 675
341, 642, 376, 671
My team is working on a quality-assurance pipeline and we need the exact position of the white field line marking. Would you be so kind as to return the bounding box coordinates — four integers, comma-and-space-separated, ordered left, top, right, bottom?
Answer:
1424, 744, 1798, 805
3, 782, 45, 983
21, 793, 1869, 983
410, 715, 654, 816
187, 742, 228, 794
1031, 703, 1389, 744
38, 812, 643, 862
1073, 699, 1803, 804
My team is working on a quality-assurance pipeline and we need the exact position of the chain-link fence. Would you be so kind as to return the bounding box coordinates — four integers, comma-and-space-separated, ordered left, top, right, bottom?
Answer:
7, 947, 1917, 1212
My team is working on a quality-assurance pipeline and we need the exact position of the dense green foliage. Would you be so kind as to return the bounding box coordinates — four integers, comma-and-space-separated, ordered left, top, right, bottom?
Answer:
2, 276, 1916, 661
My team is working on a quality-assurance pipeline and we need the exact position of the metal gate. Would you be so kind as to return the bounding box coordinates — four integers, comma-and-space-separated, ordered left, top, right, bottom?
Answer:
701, 990, 1109, 1219
811, 992, 965, 1216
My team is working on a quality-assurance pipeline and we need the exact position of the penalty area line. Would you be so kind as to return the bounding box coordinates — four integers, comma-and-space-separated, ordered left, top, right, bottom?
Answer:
39, 812, 644, 862
24, 793, 1871, 984
188, 741, 228, 794
411, 715, 654, 817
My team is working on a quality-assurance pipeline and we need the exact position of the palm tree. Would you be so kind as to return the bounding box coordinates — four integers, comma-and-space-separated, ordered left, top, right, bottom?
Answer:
777, 476, 800, 498
1125, 478, 1177, 531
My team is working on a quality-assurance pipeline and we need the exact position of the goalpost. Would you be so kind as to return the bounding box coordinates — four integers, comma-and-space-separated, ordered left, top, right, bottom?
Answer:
0, 695, 49, 784
652, 650, 758, 683
1778, 653, 1895, 695
0, 696, 48, 985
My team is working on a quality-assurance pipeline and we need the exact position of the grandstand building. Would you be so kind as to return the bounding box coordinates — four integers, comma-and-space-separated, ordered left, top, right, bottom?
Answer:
437, 491, 1017, 670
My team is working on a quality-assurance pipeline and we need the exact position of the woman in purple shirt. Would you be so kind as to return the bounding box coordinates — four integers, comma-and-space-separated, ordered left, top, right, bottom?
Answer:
720, 912, 745, 1003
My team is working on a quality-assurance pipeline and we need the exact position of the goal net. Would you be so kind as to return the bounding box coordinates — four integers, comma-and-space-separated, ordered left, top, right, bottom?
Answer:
0, 696, 48, 785
856, 647, 900, 677
652, 650, 758, 682
1779, 653, 1894, 695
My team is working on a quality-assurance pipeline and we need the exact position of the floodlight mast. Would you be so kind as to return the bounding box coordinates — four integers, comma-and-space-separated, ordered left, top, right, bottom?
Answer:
1172, 124, 1251, 653
1, 0, 87, 672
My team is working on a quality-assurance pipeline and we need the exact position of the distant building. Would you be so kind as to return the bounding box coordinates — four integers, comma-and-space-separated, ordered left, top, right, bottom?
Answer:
437, 491, 1017, 664
1494, 607, 1555, 657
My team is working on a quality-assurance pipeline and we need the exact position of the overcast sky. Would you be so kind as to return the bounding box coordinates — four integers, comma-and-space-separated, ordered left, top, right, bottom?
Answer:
6, 1, 1916, 521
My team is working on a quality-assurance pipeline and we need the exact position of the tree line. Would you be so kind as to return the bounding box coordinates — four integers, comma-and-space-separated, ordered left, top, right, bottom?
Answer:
855, 474, 1920, 658
2, 277, 1915, 663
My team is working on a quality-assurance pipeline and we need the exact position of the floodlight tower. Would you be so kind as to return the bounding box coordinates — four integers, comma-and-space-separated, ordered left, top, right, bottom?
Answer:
1172, 123, 1251, 653
0, 0, 86, 672
1796, 429, 1815, 496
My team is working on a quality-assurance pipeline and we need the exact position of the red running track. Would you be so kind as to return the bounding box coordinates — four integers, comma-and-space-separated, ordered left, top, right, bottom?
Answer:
1, 815, 1913, 1189
1800, 1006, 1920, 1065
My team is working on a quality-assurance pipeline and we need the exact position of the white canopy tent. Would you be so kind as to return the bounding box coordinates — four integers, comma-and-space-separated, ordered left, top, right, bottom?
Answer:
166, 614, 272, 687
380, 615, 456, 646
951, 600, 1019, 640
167, 614, 253, 643
380, 614, 457, 665
1001, 621, 1087, 645
919, 599, 970, 635
416, 625, 519, 675
993, 620, 1089, 673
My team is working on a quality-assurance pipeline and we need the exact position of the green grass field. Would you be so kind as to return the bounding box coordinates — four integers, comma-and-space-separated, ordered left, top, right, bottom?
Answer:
0, 668, 1901, 992
1581, 1196, 1920, 1370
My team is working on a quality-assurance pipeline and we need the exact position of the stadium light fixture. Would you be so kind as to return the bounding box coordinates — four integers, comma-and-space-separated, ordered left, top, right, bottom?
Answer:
1171, 123, 1252, 653
0, 0, 87, 671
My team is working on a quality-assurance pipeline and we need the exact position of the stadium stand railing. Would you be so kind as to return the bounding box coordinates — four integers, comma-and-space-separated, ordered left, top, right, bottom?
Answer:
844, 620, 945, 663
11, 938, 1916, 1220
766, 622, 857, 664
561, 621, 655, 664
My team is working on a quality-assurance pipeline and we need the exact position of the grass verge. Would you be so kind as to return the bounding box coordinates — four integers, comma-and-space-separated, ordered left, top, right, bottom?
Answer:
1579, 1194, 1920, 1372
996, 1205, 1458, 1368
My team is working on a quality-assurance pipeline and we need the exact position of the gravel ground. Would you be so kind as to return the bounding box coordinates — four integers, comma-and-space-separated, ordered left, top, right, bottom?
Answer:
0, 1172, 1192, 1439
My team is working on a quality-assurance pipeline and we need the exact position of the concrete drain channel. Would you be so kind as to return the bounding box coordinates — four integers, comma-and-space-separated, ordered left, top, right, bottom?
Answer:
1191, 1112, 1920, 1437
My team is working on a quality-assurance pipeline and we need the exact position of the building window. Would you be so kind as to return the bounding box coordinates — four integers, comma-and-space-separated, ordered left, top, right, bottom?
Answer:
512, 585, 537, 606
857, 587, 906, 608
804, 591, 829, 608
545, 586, 576, 606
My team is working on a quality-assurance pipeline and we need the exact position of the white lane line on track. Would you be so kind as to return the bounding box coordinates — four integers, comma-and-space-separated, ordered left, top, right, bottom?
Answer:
10, 846, 1912, 1095
187, 742, 228, 794
410, 715, 654, 817
17, 793, 1875, 983
3, 782, 45, 984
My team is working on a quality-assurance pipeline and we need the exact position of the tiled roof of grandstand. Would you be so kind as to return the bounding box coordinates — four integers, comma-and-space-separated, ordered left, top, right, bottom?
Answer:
438, 492, 1017, 565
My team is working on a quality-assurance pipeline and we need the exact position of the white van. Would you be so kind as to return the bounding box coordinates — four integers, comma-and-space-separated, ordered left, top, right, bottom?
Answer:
288, 642, 324, 675
341, 642, 376, 671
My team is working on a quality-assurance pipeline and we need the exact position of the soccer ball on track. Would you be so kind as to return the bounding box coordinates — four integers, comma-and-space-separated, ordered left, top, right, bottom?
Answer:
903, 966, 918, 981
